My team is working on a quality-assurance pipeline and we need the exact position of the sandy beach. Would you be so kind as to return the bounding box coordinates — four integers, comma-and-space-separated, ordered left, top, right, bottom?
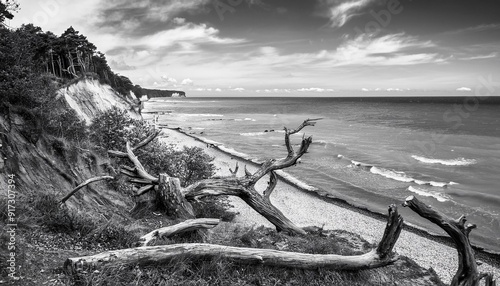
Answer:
160, 127, 499, 284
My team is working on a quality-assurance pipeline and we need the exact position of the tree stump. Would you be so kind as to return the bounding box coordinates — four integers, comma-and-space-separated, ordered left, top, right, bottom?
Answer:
157, 174, 195, 219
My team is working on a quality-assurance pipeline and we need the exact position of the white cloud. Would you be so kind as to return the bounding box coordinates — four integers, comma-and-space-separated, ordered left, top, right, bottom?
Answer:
173, 17, 186, 25
458, 53, 497, 61
361, 88, 369, 91
297, 88, 325, 92
233, 87, 245, 92
321, 0, 376, 28
181, 78, 194, 85
456, 87, 472, 91
140, 22, 246, 50
161, 75, 178, 84
215, 88, 222, 92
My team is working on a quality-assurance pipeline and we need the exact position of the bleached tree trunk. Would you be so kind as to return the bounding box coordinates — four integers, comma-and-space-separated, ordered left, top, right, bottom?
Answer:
65, 205, 403, 273
403, 196, 496, 286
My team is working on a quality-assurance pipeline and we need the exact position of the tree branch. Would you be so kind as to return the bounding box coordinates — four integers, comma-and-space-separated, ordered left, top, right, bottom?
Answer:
136, 218, 220, 247
229, 162, 239, 177
263, 171, 278, 202
403, 195, 492, 286
108, 130, 160, 158
125, 141, 159, 183
59, 176, 114, 204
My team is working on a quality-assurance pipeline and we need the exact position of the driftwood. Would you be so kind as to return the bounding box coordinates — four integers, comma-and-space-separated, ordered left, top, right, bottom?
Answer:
403, 195, 496, 286
136, 218, 220, 247
157, 174, 195, 219
65, 205, 403, 273
109, 119, 321, 234
59, 176, 114, 204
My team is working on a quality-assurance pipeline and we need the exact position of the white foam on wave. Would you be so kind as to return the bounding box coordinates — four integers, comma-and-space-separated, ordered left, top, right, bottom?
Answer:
347, 158, 456, 187
240, 132, 267, 136
407, 186, 449, 202
370, 167, 414, 183
411, 155, 477, 166
184, 113, 224, 117
244, 118, 256, 121
275, 170, 318, 192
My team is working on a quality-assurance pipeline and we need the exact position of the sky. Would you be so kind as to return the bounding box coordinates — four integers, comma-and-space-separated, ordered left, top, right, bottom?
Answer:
7, 0, 500, 96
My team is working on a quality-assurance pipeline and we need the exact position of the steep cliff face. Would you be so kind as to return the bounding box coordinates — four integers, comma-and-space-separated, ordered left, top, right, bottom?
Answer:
58, 79, 142, 124
0, 80, 138, 216
133, 87, 186, 99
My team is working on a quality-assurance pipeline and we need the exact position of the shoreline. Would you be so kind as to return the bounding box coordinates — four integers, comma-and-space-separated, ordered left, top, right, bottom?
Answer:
161, 126, 500, 284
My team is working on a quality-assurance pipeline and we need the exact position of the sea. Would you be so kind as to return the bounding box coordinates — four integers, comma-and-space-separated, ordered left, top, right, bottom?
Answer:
143, 96, 500, 253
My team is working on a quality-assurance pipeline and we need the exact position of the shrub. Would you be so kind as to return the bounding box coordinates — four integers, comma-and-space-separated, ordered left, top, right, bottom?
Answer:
89, 106, 134, 151
90, 108, 217, 187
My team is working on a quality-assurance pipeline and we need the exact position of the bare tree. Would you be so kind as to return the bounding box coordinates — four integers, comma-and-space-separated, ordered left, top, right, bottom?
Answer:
404, 196, 496, 286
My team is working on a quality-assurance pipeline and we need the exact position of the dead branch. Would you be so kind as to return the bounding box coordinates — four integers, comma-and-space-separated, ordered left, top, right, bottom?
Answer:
108, 130, 160, 158
403, 195, 495, 286
229, 162, 239, 176
125, 141, 159, 183
59, 176, 114, 203
65, 205, 402, 273
136, 218, 220, 247
263, 171, 278, 202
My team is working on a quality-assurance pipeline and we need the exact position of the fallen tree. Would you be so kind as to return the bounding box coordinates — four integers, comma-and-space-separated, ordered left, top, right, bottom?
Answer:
136, 218, 220, 247
403, 195, 496, 286
109, 119, 322, 234
65, 204, 403, 273
59, 175, 114, 204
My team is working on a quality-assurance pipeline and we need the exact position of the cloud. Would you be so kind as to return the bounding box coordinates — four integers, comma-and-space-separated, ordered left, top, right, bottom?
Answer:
457, 53, 497, 61
456, 87, 472, 91
181, 78, 194, 85
444, 23, 500, 35
240, 33, 441, 70
329, 33, 439, 66
232, 88, 245, 92
93, 0, 211, 35
215, 88, 222, 92
109, 58, 136, 71
297, 87, 326, 92
361, 88, 369, 91
320, 0, 376, 28
160, 75, 178, 85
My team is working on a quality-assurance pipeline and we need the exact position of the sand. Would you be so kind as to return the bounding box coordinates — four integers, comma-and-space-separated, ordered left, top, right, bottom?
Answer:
160, 127, 499, 284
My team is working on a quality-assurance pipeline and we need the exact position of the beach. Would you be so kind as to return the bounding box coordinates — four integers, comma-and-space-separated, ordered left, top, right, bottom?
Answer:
161, 126, 500, 284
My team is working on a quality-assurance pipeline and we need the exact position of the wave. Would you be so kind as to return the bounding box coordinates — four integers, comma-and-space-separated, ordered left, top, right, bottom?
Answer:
370, 167, 414, 183
312, 140, 329, 145
411, 155, 477, 166
240, 132, 267, 136
348, 159, 455, 187
275, 170, 318, 192
183, 113, 224, 117
407, 186, 449, 202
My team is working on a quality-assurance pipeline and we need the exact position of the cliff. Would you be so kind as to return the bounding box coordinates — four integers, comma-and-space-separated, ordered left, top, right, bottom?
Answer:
58, 79, 142, 124
132, 86, 186, 98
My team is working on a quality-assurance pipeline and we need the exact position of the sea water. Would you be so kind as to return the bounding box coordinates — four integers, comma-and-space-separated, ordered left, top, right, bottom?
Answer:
143, 97, 500, 253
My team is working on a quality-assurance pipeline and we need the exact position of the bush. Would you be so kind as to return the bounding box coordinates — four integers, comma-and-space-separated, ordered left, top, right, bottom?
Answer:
90, 108, 216, 187
89, 107, 134, 151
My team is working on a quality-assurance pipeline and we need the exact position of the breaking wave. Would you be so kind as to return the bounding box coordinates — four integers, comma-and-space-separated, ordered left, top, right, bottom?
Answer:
407, 186, 449, 202
349, 160, 456, 187
411, 155, 477, 166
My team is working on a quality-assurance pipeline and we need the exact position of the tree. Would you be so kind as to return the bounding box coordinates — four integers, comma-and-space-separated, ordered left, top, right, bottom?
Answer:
0, 0, 19, 27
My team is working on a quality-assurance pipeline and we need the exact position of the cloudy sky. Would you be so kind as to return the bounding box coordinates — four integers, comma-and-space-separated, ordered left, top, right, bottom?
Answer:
8, 0, 500, 96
